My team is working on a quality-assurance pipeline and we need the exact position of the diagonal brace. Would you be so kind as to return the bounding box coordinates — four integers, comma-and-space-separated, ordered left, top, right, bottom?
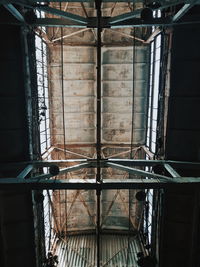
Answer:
109, 9, 142, 24
4, 3, 25, 22
17, 164, 34, 179
36, 5, 88, 24
105, 162, 175, 181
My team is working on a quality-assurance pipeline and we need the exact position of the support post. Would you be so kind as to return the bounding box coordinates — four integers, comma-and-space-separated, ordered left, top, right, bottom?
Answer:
95, 1, 102, 266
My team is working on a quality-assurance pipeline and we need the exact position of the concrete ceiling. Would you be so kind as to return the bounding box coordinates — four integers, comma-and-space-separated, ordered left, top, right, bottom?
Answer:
43, 3, 150, 233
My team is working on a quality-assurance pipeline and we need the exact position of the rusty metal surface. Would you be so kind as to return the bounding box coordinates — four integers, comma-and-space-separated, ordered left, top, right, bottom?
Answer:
49, 45, 149, 146
55, 234, 141, 267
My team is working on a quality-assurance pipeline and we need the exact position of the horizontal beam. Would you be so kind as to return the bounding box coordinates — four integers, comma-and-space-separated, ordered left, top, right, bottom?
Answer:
33, 17, 177, 28
2, 159, 200, 169
0, 0, 189, 3
1, 177, 200, 190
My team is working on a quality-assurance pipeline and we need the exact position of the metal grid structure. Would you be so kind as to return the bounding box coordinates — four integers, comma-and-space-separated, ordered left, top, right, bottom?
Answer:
2, 0, 200, 266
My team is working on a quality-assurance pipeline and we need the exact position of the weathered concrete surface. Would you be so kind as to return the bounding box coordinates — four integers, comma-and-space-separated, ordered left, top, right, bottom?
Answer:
49, 46, 149, 146
46, 3, 149, 233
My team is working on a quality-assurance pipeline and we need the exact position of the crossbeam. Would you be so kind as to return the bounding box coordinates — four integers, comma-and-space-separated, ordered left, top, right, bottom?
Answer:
1, 177, 200, 190
2, 159, 200, 169
31, 17, 177, 28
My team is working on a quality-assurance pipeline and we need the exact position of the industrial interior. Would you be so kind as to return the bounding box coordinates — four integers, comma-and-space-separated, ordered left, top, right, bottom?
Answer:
1, 0, 200, 266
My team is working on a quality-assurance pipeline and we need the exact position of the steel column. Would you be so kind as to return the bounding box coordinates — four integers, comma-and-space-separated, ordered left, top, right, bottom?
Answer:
95, 2, 102, 266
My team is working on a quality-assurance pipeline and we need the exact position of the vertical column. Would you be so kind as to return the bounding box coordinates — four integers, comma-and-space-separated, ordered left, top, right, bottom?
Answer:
95, 1, 102, 267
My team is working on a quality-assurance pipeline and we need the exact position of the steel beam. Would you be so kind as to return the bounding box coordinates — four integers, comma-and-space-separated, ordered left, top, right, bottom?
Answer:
34, 18, 86, 28
145, 28, 161, 44
110, 17, 173, 28
17, 164, 34, 179
107, 159, 200, 169
2, 159, 200, 169
172, 3, 194, 22
32, 17, 175, 28
1, 177, 200, 190
107, 28, 145, 43
52, 28, 90, 42
36, 5, 88, 24
95, 3, 102, 267
106, 162, 174, 181
35, 162, 92, 180
4, 3, 25, 22
109, 9, 142, 24
164, 164, 180, 178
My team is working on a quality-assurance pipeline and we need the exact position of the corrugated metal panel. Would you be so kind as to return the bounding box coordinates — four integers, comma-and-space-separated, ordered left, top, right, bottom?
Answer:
55, 234, 141, 267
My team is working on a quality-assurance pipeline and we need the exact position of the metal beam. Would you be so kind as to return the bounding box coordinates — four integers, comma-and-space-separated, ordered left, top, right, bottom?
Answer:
34, 18, 86, 28
35, 162, 92, 180
2, 159, 200, 169
36, 5, 88, 24
52, 28, 90, 42
1, 177, 200, 190
110, 17, 173, 28
106, 162, 174, 181
107, 159, 200, 169
109, 9, 142, 24
145, 28, 161, 44
96, 3, 102, 267
4, 3, 25, 22
108, 0, 187, 25
172, 3, 194, 22
107, 28, 145, 43
164, 164, 180, 178
33, 17, 175, 28
54, 146, 93, 159
17, 164, 34, 179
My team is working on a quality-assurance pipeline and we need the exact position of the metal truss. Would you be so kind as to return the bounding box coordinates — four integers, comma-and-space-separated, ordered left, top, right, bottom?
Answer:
1, 0, 199, 28
1, 159, 200, 190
